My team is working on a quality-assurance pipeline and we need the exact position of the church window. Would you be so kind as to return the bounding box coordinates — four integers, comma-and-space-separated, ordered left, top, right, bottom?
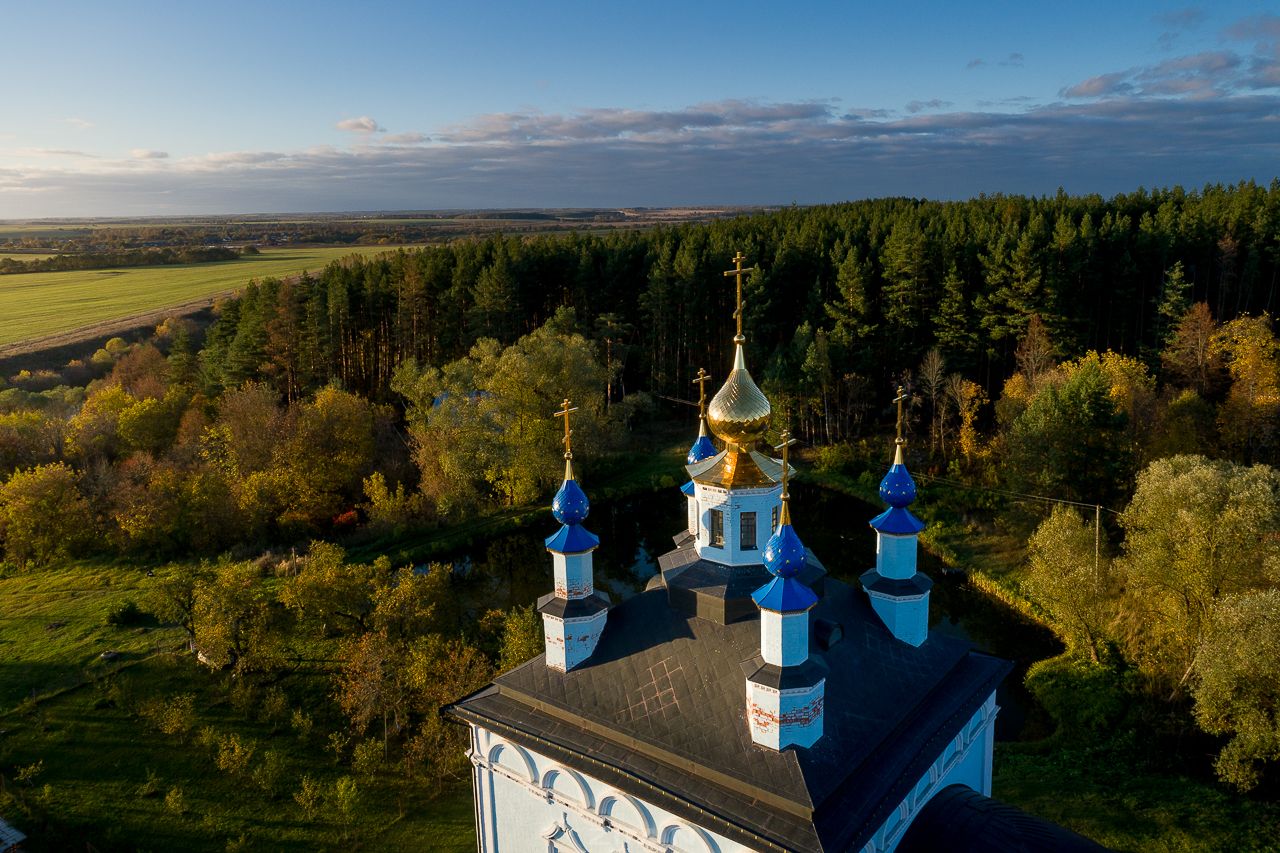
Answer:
771, 505, 779, 532
740, 512, 757, 550
709, 509, 724, 547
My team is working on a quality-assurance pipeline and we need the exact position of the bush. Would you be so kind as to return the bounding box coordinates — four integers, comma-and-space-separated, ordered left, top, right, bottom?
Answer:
813, 442, 856, 474
294, 774, 323, 819
352, 738, 383, 779
137, 767, 161, 798
137, 693, 195, 737
331, 776, 359, 828
1026, 654, 1131, 738
260, 686, 289, 729
165, 786, 185, 815
290, 708, 313, 742
252, 750, 286, 797
107, 599, 145, 627
215, 733, 256, 777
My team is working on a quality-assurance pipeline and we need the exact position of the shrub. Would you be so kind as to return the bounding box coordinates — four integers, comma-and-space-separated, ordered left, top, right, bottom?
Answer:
813, 442, 856, 474
260, 686, 289, 729
165, 786, 186, 815
137, 767, 161, 798
138, 693, 195, 737
1025, 653, 1131, 737
331, 776, 359, 828
252, 750, 286, 797
290, 708, 313, 742
293, 774, 323, 819
107, 599, 145, 627
215, 733, 256, 777
351, 738, 383, 779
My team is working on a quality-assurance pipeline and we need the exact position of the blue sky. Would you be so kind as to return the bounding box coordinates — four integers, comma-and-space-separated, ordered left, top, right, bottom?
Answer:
1, 1, 1278, 216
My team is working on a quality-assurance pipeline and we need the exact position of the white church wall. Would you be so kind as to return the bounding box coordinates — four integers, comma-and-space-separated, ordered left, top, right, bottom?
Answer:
859, 690, 1000, 853
693, 483, 780, 566
468, 724, 756, 853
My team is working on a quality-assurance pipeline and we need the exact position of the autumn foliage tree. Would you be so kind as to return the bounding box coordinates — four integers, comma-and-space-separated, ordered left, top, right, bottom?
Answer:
0, 462, 93, 567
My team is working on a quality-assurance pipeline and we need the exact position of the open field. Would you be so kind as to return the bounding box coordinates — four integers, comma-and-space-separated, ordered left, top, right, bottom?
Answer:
0, 246, 406, 348
0, 254, 58, 262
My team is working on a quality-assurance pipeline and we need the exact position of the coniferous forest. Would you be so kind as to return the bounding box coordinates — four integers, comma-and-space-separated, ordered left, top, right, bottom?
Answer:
2, 183, 1280, 850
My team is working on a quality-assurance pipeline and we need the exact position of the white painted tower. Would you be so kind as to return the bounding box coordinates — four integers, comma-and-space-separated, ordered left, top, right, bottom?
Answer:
861, 387, 933, 647
746, 432, 825, 750
538, 399, 609, 672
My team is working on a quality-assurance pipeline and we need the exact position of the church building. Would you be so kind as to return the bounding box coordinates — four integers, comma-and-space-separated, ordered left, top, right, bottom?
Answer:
445, 255, 1105, 852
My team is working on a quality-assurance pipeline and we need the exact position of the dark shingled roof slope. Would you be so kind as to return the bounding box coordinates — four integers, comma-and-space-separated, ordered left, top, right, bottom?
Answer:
447, 560, 1010, 852
898, 784, 1114, 852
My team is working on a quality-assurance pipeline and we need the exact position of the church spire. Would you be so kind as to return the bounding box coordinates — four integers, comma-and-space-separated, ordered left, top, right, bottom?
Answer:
747, 430, 825, 750
861, 385, 933, 647
706, 252, 771, 455
540, 398, 609, 672
687, 368, 717, 465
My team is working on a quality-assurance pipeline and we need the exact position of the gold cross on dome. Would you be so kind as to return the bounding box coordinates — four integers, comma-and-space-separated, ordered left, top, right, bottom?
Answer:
722, 251, 758, 340
893, 385, 908, 447
775, 430, 798, 524
774, 430, 798, 497
554, 398, 578, 459
692, 368, 713, 419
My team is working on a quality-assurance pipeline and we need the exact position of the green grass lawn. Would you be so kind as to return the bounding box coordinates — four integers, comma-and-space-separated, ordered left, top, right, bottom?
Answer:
0, 247, 410, 346
0, 561, 173, 713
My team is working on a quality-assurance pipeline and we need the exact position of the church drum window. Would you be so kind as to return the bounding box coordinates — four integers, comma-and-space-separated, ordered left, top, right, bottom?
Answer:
771, 505, 779, 532
740, 511, 757, 550
709, 509, 724, 547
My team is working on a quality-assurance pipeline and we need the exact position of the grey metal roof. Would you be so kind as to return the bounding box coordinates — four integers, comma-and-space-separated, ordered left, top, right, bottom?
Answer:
446, 563, 1010, 852
898, 784, 1113, 852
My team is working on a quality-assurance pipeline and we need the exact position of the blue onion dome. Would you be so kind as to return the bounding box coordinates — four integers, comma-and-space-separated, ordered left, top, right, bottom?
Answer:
763, 523, 807, 578
687, 433, 717, 465
879, 460, 917, 508
552, 477, 590, 524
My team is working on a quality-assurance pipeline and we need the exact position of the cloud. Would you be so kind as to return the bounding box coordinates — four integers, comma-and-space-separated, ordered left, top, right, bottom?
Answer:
1061, 72, 1135, 98
130, 149, 169, 159
965, 59, 985, 70
434, 100, 837, 144
1061, 22, 1280, 100
62, 118, 93, 130
4, 93, 1279, 217
336, 116, 384, 133
1224, 14, 1280, 41
1000, 53, 1025, 67
380, 132, 430, 145
12, 148, 99, 158
905, 99, 954, 113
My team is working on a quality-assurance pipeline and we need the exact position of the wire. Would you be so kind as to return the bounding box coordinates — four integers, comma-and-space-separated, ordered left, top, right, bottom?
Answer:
913, 471, 1123, 515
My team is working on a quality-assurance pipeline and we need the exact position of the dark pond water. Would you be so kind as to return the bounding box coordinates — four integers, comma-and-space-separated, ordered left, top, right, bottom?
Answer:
435, 483, 1060, 741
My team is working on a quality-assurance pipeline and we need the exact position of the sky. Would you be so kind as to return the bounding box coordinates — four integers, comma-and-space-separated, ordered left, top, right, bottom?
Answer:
1, 0, 1278, 217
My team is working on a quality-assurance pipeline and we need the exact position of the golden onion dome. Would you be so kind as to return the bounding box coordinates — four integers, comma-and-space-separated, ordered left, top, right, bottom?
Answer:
707, 337, 771, 449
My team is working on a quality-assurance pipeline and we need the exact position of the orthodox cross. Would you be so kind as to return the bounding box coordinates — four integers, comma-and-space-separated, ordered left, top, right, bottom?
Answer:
775, 430, 798, 497
722, 251, 758, 340
893, 385, 908, 447
554, 398, 578, 459
692, 368, 712, 419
